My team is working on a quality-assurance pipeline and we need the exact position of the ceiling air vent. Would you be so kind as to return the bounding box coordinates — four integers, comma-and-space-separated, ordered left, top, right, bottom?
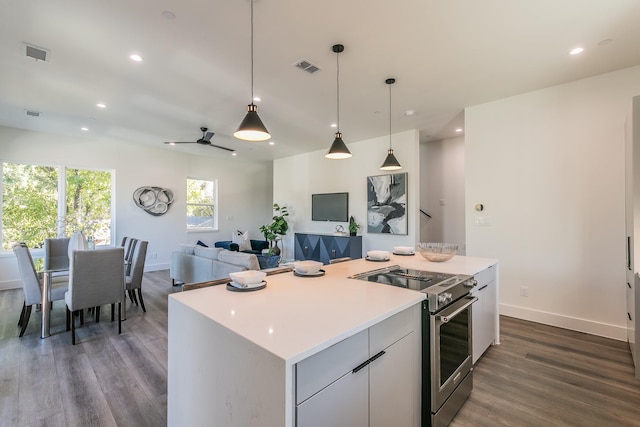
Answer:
25, 110, 41, 117
295, 59, 320, 74
24, 43, 49, 62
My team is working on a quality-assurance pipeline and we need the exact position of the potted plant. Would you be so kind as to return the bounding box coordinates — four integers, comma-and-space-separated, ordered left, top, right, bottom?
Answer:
348, 216, 360, 236
259, 203, 289, 256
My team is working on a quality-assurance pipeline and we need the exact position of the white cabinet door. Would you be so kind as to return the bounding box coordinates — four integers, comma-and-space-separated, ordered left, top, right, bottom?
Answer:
369, 331, 415, 427
296, 367, 369, 427
472, 265, 497, 364
296, 304, 420, 427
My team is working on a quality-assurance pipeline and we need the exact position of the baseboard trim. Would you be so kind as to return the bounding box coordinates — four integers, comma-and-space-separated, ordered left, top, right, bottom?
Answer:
500, 303, 627, 341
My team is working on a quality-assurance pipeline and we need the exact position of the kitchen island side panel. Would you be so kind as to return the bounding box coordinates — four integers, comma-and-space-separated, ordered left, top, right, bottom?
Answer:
168, 297, 289, 427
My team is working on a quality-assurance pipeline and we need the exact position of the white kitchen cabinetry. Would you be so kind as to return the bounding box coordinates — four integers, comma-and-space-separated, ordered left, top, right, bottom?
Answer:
624, 95, 640, 379
296, 305, 420, 427
471, 264, 497, 364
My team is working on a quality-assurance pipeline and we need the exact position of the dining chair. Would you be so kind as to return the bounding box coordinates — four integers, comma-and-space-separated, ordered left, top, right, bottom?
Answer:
44, 237, 71, 279
13, 242, 69, 337
121, 236, 139, 276
65, 247, 125, 345
125, 240, 148, 312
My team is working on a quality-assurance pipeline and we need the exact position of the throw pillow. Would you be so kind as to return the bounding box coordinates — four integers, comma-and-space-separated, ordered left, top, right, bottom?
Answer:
196, 240, 208, 247
232, 230, 252, 252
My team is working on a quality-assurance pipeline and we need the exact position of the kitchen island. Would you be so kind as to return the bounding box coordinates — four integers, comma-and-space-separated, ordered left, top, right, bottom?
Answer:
167, 254, 498, 427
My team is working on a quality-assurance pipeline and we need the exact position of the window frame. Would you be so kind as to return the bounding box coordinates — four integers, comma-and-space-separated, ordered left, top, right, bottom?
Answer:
186, 177, 218, 232
1, 161, 115, 253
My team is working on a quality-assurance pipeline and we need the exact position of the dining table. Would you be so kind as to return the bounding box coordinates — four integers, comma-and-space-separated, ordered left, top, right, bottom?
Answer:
41, 261, 127, 339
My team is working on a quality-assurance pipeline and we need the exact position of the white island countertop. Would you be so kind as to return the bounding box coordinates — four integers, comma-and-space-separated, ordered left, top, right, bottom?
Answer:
168, 254, 497, 365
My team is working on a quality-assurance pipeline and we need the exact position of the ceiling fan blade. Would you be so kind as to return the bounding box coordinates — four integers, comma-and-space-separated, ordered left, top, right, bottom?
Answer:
209, 144, 236, 152
164, 141, 195, 144
203, 131, 214, 142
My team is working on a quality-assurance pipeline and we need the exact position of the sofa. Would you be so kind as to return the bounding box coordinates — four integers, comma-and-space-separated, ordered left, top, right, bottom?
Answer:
170, 244, 260, 286
214, 239, 269, 255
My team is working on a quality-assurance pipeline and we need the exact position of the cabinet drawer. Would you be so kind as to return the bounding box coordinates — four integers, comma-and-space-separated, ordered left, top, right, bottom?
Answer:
296, 329, 368, 405
474, 264, 496, 288
369, 307, 414, 355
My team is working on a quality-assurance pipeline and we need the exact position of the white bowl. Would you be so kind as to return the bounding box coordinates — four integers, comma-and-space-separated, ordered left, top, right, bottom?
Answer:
417, 243, 458, 262
229, 270, 267, 286
293, 260, 323, 274
367, 250, 390, 260
393, 246, 414, 254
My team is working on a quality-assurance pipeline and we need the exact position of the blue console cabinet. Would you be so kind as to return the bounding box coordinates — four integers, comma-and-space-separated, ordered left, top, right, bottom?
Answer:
294, 233, 363, 264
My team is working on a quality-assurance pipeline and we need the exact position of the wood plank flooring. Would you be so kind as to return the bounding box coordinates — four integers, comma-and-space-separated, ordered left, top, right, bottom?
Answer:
1, 270, 640, 426
452, 316, 640, 427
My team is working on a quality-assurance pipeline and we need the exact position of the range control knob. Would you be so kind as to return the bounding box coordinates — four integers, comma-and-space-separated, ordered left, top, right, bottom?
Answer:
464, 279, 478, 288
437, 292, 453, 305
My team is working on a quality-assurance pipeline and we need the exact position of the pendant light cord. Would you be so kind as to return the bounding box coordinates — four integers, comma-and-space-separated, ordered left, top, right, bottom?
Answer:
250, 0, 255, 101
388, 82, 392, 149
336, 50, 340, 132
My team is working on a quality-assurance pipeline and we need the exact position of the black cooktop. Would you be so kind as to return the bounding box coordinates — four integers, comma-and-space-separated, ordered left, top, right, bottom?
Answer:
355, 267, 457, 292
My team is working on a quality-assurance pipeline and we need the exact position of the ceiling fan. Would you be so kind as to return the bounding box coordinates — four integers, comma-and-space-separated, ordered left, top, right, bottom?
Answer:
163, 127, 236, 153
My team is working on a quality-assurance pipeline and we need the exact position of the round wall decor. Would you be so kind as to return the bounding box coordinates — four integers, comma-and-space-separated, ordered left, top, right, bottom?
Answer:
133, 186, 174, 216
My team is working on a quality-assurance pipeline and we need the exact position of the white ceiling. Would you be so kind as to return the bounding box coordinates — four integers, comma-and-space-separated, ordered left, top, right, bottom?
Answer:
2, 0, 640, 162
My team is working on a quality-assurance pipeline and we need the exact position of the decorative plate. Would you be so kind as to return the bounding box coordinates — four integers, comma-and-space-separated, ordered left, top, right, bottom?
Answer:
293, 269, 326, 277
365, 256, 390, 262
226, 281, 267, 292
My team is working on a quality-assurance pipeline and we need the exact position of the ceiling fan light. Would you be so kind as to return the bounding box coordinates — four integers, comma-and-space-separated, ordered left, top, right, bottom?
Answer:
234, 104, 271, 141
325, 132, 352, 159
380, 149, 402, 170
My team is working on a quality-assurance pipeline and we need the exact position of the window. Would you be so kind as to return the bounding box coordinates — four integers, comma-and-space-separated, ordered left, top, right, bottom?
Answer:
2, 162, 113, 250
186, 178, 217, 231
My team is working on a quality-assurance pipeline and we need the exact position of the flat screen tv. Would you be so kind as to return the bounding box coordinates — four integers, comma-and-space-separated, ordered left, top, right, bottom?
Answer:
312, 192, 349, 222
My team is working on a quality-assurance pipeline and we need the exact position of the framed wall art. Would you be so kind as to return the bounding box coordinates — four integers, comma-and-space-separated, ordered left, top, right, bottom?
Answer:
366, 172, 407, 234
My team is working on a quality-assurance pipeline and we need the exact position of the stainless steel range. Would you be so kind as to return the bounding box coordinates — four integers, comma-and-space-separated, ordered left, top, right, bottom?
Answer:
350, 265, 477, 427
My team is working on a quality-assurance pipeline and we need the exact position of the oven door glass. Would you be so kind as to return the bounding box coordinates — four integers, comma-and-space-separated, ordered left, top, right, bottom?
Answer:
439, 307, 469, 386
431, 296, 477, 410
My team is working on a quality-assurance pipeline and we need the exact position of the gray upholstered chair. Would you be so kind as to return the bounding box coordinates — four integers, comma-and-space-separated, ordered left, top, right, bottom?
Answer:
125, 240, 148, 312
121, 236, 139, 276
65, 247, 125, 345
44, 237, 70, 270
44, 237, 71, 279
13, 242, 69, 337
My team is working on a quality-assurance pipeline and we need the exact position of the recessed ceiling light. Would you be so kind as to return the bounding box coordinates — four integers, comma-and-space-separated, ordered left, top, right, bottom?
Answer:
404, 110, 415, 116
569, 47, 584, 55
455, 128, 463, 133
129, 54, 143, 62
253, 96, 261, 102
232, 152, 238, 156
168, 142, 176, 146
330, 123, 337, 128
96, 103, 106, 109
161, 10, 176, 20
269, 141, 275, 146
81, 127, 89, 131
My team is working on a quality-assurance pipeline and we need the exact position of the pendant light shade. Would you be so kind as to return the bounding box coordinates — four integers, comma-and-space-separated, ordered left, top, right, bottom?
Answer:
381, 149, 402, 170
326, 44, 352, 159
234, 103, 270, 141
234, 0, 270, 142
380, 78, 402, 170
326, 132, 351, 159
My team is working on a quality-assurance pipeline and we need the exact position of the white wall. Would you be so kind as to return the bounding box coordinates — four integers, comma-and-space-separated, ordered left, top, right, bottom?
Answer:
466, 65, 640, 340
420, 136, 466, 253
0, 126, 273, 290
273, 130, 420, 262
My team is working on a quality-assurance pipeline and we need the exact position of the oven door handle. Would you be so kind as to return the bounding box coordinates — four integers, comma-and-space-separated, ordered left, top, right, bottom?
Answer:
439, 297, 478, 323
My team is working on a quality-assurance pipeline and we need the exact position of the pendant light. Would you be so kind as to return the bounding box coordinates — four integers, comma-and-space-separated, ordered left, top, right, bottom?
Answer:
380, 78, 402, 170
234, 0, 271, 142
325, 44, 352, 159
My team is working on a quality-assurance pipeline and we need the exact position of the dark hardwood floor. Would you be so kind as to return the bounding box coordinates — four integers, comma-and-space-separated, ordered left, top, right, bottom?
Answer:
1, 270, 640, 426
